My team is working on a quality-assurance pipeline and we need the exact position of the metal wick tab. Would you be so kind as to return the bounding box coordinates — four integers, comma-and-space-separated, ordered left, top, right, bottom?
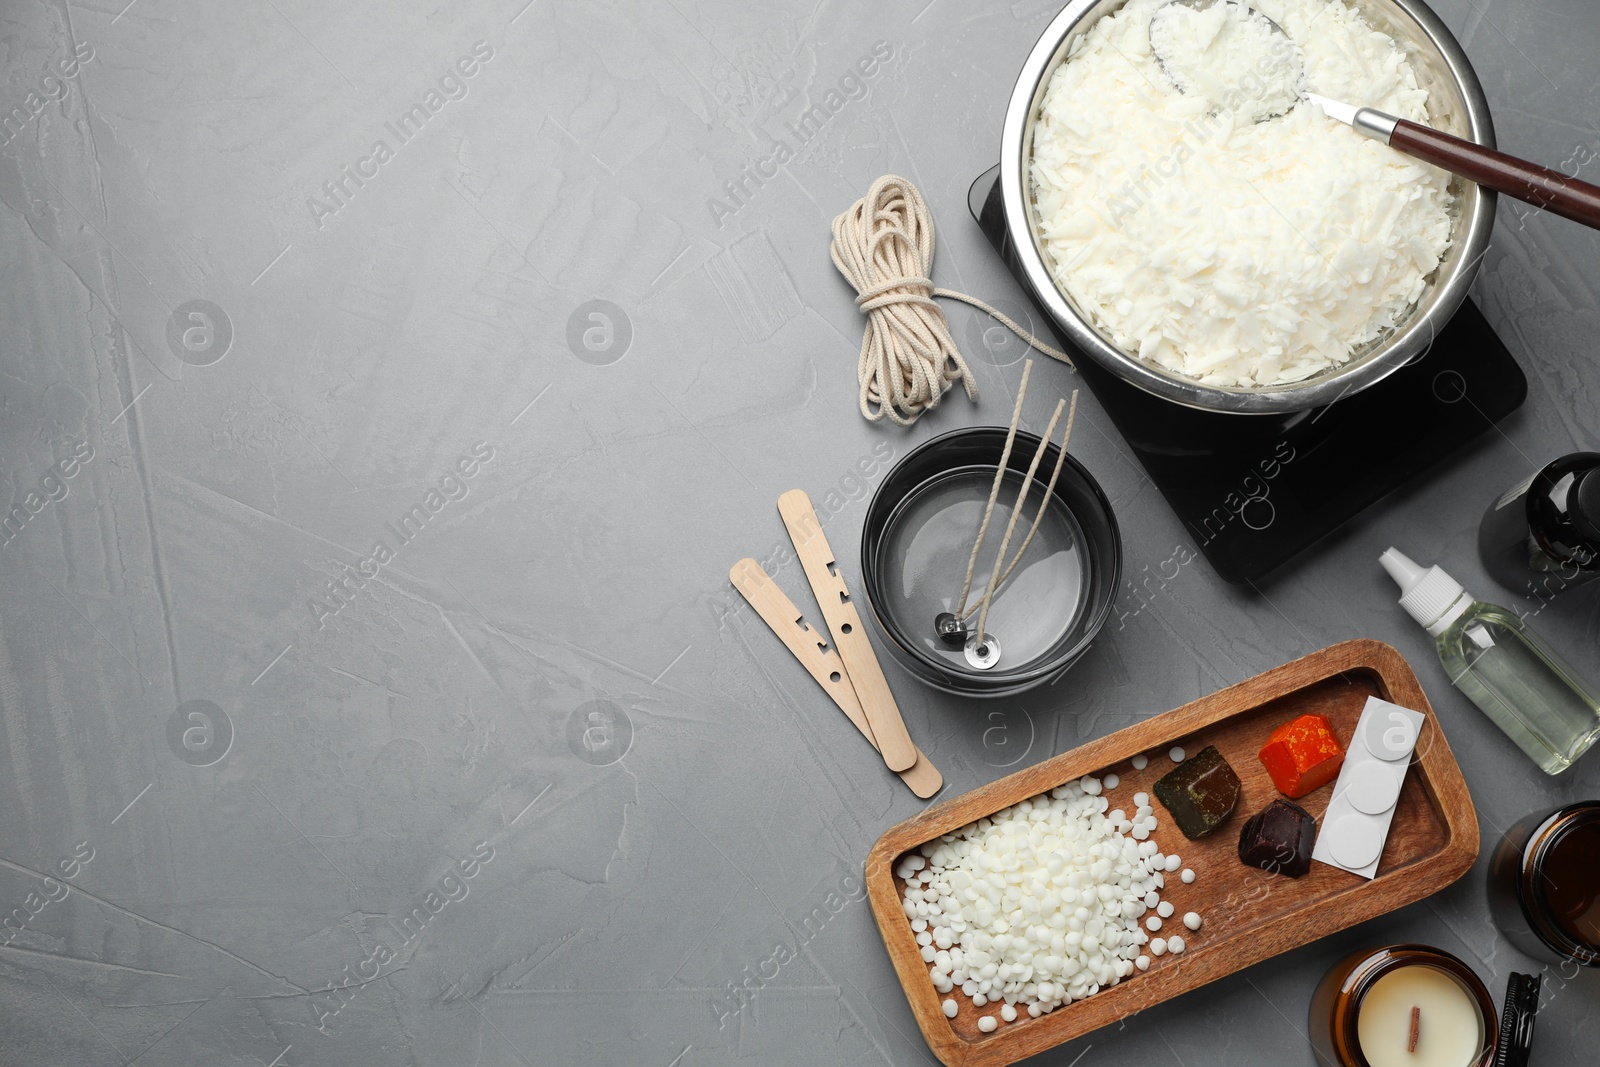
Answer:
934, 612, 970, 646
964, 632, 1001, 670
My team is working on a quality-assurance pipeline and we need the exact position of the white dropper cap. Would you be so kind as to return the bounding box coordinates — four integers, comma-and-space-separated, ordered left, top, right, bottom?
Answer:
1379, 548, 1474, 636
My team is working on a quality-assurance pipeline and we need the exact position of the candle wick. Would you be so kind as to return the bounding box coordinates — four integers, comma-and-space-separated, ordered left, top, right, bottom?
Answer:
1407, 1004, 1420, 1054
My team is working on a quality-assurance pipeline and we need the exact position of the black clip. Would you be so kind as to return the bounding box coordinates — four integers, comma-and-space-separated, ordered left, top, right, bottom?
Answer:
1493, 971, 1540, 1067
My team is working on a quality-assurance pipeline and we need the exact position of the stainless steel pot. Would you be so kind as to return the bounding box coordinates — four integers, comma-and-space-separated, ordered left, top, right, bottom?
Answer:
1000, 0, 1497, 414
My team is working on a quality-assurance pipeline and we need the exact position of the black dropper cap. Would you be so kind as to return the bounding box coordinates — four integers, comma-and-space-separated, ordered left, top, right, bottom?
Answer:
1572, 467, 1600, 543
1492, 972, 1540, 1067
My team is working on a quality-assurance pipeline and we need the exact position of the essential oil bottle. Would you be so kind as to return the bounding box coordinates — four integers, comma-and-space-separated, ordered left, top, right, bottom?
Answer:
1380, 548, 1600, 775
1479, 452, 1600, 601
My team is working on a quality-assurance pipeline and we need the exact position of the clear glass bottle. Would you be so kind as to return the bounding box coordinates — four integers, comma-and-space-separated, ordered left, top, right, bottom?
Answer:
1380, 548, 1600, 775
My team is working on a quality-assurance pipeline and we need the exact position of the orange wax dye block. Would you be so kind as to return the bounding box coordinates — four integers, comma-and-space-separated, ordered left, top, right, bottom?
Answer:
1258, 713, 1345, 798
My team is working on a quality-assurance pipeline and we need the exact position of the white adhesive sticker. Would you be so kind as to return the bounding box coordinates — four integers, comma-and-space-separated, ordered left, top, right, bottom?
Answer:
1362, 703, 1420, 762
1326, 814, 1385, 869
1346, 759, 1403, 815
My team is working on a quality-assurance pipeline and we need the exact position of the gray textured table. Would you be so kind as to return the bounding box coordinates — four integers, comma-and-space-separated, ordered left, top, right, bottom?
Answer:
2, 1, 1597, 1064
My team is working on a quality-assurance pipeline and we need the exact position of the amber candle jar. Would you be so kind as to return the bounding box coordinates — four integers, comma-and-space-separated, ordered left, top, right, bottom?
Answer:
1488, 800, 1600, 967
1309, 945, 1498, 1067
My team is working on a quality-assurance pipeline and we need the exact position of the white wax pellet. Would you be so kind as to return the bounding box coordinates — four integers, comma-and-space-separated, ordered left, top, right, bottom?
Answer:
1001, 1003, 1018, 1023
1156, 901, 1174, 919
1131, 754, 1148, 770
978, 1016, 998, 1033
1150, 938, 1167, 956
1181, 868, 1195, 884
943, 998, 959, 1018
1135, 954, 1150, 971
907, 855, 926, 870
1103, 773, 1119, 789
1145, 915, 1162, 931
1109, 809, 1126, 824
1164, 854, 1182, 872
1131, 825, 1150, 841
1080, 775, 1102, 795
922, 945, 937, 962
911, 918, 927, 932
1169, 747, 1185, 763
1028, 1004, 1042, 1018
917, 931, 933, 946
1133, 791, 1149, 807
1144, 891, 1159, 908
1168, 935, 1186, 954
1183, 912, 1202, 931
973, 993, 988, 1007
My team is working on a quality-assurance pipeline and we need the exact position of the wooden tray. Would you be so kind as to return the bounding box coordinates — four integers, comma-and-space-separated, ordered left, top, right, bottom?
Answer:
865, 640, 1478, 1067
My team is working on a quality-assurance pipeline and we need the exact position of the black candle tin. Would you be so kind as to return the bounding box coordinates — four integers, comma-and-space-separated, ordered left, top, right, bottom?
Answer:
860, 427, 1121, 698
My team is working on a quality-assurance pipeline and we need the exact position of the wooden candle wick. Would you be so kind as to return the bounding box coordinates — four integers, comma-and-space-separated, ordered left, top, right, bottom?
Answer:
1407, 1004, 1420, 1053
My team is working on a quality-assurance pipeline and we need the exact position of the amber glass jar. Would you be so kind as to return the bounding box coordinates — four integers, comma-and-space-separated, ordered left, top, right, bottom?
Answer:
1309, 945, 1497, 1067
1488, 800, 1600, 967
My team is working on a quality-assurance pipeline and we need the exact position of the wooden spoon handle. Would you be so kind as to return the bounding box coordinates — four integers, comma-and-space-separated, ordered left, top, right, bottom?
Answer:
1390, 119, 1600, 230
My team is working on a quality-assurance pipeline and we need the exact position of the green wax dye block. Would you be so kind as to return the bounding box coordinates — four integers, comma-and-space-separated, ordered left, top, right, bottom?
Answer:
1152, 745, 1242, 840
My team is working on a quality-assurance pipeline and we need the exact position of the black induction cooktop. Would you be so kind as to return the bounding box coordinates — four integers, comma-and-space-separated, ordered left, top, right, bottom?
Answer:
968, 165, 1527, 585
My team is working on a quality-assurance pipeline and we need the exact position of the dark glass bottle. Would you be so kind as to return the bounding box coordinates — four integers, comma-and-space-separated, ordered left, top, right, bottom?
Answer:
1487, 801, 1600, 968
1479, 452, 1600, 601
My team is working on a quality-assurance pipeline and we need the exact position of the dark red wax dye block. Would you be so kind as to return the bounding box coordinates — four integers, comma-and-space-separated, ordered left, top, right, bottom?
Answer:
1237, 799, 1316, 878
1153, 745, 1242, 840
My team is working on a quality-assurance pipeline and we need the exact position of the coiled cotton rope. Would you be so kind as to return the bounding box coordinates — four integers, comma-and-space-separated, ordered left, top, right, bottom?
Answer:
829, 174, 1074, 426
